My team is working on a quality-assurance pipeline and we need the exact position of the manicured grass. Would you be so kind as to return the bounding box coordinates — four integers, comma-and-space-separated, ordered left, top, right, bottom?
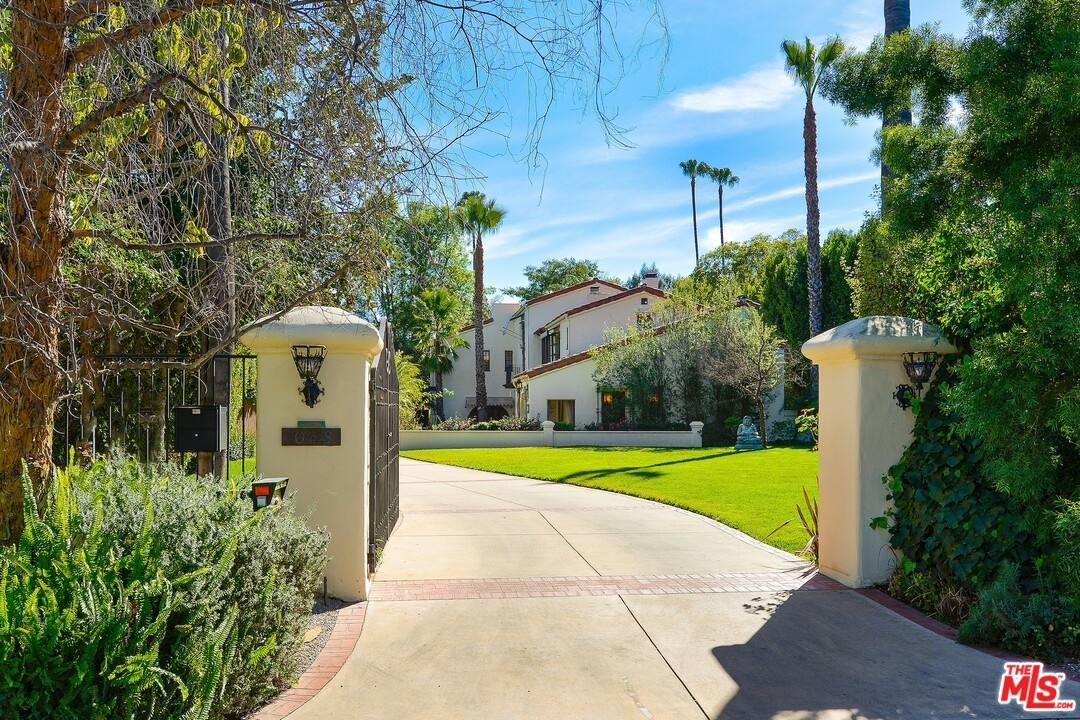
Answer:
227, 455, 257, 481
402, 446, 818, 554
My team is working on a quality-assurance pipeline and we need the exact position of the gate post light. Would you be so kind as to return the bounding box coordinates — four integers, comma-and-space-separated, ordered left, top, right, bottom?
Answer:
291, 345, 327, 408
894, 351, 940, 409
250, 477, 289, 511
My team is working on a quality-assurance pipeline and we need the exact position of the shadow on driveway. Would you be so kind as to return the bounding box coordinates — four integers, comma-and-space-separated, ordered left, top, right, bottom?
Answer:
708, 589, 1080, 719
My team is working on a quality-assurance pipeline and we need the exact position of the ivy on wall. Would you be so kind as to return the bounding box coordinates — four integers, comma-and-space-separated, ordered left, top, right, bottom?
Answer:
875, 360, 1032, 588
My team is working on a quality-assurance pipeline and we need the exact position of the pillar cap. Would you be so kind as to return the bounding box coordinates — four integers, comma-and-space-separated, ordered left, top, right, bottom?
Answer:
801, 316, 957, 364
242, 306, 383, 358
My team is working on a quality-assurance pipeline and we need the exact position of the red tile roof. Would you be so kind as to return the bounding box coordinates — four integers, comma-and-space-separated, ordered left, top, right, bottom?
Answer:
458, 317, 494, 334
514, 324, 673, 381
535, 286, 667, 335
510, 277, 626, 317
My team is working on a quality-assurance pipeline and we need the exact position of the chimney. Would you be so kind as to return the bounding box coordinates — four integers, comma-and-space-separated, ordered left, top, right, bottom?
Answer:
642, 271, 660, 290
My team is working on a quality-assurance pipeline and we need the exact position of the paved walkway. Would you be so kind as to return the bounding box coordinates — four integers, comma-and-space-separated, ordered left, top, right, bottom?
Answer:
291, 458, 1080, 719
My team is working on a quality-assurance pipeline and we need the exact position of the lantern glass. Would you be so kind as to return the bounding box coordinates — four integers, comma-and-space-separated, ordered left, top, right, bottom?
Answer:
902, 352, 938, 388
291, 345, 327, 381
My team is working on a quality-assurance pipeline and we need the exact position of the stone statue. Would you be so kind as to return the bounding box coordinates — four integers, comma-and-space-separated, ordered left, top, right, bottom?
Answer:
735, 415, 764, 451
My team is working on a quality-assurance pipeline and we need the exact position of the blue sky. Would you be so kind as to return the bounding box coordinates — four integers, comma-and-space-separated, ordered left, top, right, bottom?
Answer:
450, 1, 972, 296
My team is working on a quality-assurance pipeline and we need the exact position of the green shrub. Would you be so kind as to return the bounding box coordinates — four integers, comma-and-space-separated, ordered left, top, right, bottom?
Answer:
959, 563, 1080, 663
433, 416, 542, 431
430, 416, 475, 431
880, 362, 1031, 588
0, 456, 328, 720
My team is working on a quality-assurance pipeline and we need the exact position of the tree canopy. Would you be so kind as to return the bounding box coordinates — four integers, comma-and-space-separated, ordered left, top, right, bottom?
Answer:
504, 257, 609, 300
826, 0, 1080, 652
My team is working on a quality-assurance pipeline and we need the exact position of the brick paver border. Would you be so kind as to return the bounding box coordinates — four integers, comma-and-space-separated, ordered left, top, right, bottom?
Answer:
370, 571, 845, 601
249, 601, 368, 720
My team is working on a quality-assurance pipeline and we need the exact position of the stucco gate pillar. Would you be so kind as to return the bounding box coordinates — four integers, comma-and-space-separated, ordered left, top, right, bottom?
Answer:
243, 306, 383, 601
801, 316, 956, 588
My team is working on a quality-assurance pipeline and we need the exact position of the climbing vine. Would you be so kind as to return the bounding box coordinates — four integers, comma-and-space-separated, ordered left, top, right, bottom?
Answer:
875, 360, 1032, 588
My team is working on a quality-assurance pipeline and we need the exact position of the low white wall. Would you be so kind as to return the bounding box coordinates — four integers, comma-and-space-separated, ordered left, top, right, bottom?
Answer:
401, 430, 547, 450
553, 430, 700, 448
401, 422, 704, 450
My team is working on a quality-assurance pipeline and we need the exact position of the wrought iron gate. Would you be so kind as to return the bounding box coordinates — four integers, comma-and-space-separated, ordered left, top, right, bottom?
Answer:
368, 320, 400, 571
55, 353, 256, 480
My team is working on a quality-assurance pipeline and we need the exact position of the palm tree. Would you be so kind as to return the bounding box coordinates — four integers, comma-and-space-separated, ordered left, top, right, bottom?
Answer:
782, 36, 844, 356
706, 166, 739, 247
679, 159, 706, 265
456, 192, 506, 421
415, 287, 467, 422
882, 0, 911, 204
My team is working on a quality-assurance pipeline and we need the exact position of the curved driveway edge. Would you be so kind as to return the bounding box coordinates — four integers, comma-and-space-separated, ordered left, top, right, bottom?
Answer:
281, 458, 1080, 719
250, 602, 367, 720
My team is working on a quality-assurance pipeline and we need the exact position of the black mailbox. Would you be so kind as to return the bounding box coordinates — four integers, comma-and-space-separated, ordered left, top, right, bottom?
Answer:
174, 405, 228, 453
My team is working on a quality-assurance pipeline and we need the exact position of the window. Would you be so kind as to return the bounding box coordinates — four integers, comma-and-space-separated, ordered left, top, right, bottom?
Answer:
636, 311, 653, 329
541, 328, 561, 364
483, 350, 490, 371
600, 391, 628, 426
504, 351, 514, 387
589, 285, 600, 294
640, 297, 649, 305
547, 399, 575, 425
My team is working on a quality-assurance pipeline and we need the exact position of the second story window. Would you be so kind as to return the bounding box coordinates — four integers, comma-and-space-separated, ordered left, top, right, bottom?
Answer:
541, 328, 562, 364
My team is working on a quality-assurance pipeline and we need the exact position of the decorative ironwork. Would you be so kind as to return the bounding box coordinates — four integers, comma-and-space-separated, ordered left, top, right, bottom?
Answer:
291, 344, 327, 408
56, 353, 256, 481
369, 321, 400, 571
902, 352, 938, 390
894, 351, 941, 409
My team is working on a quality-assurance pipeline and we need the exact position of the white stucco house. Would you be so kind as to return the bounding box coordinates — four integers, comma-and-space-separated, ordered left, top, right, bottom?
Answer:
438, 273, 794, 431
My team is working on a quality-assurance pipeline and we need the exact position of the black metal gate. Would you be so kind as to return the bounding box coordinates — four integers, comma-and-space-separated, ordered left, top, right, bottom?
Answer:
54, 353, 256, 481
368, 320, 400, 571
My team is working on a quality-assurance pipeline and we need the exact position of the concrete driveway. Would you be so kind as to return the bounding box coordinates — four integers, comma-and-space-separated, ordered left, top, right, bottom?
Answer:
291, 457, 1080, 720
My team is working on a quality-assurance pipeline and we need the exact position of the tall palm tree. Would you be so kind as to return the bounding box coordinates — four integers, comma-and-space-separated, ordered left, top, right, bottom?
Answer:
706, 166, 739, 247
782, 35, 844, 358
415, 287, 467, 422
679, 159, 706, 265
882, 0, 911, 205
456, 192, 506, 421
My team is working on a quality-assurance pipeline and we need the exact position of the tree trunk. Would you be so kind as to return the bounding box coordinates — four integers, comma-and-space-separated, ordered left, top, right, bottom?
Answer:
690, 177, 699, 265
473, 233, 488, 421
758, 399, 769, 449
882, 0, 912, 207
0, 0, 68, 543
718, 186, 725, 247
803, 99, 823, 391
434, 370, 445, 422
198, 74, 235, 479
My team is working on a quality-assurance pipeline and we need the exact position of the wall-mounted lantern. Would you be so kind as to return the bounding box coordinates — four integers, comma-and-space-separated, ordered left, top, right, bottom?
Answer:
291, 345, 327, 408
893, 351, 940, 409
249, 477, 289, 511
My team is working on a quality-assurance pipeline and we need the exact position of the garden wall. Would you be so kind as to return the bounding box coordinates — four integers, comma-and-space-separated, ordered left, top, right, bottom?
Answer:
401, 421, 704, 450
401, 430, 549, 450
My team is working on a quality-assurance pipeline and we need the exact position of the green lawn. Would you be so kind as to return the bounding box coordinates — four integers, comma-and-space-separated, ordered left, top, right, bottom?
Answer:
227, 456, 257, 482
402, 446, 818, 554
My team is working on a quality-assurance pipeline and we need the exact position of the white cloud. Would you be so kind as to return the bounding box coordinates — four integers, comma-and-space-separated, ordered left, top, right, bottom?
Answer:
725, 170, 879, 213
839, 1, 881, 51
671, 65, 798, 114
701, 213, 806, 251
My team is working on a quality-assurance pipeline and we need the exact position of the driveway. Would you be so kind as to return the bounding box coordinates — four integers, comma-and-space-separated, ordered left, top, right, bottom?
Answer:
291, 458, 1080, 719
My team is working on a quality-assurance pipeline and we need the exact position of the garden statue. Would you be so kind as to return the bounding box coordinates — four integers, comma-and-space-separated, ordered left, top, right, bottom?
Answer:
735, 415, 764, 450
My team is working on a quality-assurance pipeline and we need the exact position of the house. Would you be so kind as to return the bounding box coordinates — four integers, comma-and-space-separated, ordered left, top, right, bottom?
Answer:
439, 272, 793, 431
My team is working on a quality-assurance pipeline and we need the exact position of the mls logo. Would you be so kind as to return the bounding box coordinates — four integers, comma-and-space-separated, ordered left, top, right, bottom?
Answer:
999, 661, 1076, 712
